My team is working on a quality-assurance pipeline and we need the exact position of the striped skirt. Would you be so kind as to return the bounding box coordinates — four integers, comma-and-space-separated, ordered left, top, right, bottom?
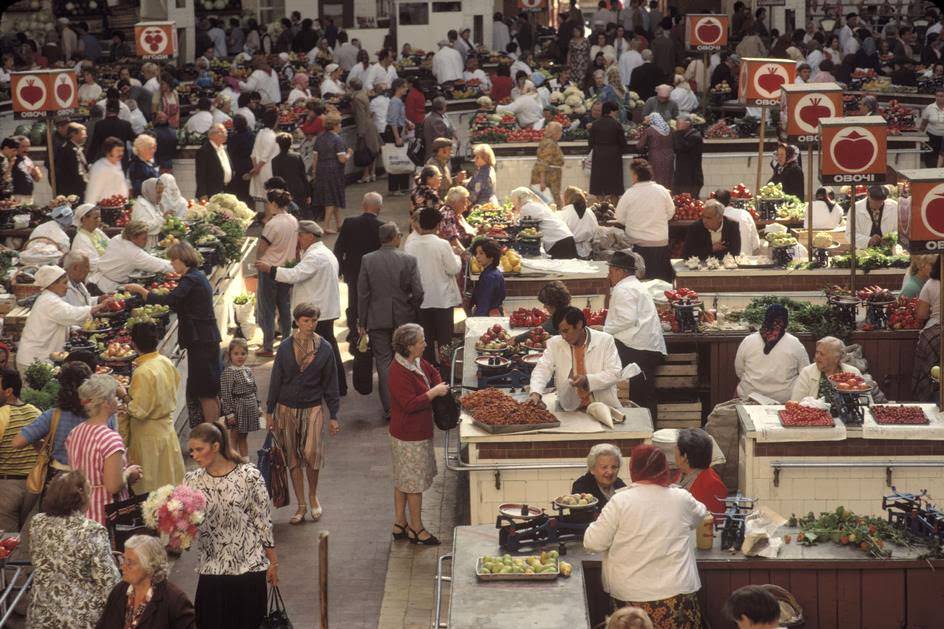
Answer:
274, 403, 325, 470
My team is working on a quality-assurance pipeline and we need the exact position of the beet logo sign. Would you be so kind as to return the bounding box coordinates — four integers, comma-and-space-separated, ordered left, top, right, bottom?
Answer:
694, 17, 723, 45
753, 64, 790, 99
920, 183, 944, 239
53, 72, 76, 109
15, 75, 46, 110
829, 127, 878, 173
141, 27, 168, 55
795, 94, 836, 134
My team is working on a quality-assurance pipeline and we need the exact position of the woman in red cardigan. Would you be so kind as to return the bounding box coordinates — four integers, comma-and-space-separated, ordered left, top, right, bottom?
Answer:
674, 428, 727, 516
405, 78, 427, 128
388, 323, 450, 546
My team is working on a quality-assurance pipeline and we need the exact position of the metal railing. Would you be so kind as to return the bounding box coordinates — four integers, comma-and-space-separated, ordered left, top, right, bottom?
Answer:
432, 553, 452, 629
770, 459, 944, 487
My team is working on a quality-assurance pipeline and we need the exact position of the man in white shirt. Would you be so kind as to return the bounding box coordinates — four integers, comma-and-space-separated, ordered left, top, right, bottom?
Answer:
463, 56, 491, 92
920, 89, 944, 168
185, 97, 215, 135
614, 158, 676, 282
715, 189, 761, 256
196, 124, 232, 199
604, 251, 666, 419
239, 58, 281, 105
334, 32, 360, 71
528, 306, 624, 412
510, 52, 533, 79
403, 207, 462, 365
365, 50, 398, 92
95, 96, 131, 123
208, 18, 228, 58
432, 38, 464, 84
493, 13, 511, 53
805, 40, 824, 73
235, 93, 256, 130
618, 39, 644, 87
847, 185, 898, 249
839, 12, 859, 50
454, 28, 473, 62
496, 87, 543, 129
369, 86, 390, 134
62, 251, 99, 308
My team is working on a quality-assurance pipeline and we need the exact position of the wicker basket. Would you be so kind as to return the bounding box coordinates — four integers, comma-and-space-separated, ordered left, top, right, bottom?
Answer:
11, 281, 41, 300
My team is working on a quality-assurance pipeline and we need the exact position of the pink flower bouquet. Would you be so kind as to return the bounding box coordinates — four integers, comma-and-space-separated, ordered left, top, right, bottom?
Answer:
141, 485, 207, 551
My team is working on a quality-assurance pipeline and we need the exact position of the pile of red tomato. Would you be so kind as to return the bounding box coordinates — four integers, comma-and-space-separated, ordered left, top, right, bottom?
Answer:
582, 308, 608, 326
731, 183, 753, 199
886, 297, 921, 330
664, 287, 699, 303
672, 194, 704, 220
509, 307, 547, 328
659, 309, 680, 333
506, 128, 545, 143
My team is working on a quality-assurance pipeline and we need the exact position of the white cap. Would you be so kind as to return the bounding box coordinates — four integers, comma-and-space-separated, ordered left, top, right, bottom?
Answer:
35, 265, 66, 289
325, 63, 339, 74
73, 203, 96, 226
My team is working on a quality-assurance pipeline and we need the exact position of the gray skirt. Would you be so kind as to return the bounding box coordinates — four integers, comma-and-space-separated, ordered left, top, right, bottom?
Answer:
389, 435, 437, 494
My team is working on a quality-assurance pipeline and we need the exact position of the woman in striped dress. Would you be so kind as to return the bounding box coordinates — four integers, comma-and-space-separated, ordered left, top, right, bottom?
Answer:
65, 375, 142, 526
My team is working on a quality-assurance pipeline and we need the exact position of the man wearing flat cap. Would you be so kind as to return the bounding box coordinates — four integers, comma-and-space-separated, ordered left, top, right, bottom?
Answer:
604, 250, 666, 419
425, 137, 464, 199
848, 185, 898, 249
432, 34, 464, 84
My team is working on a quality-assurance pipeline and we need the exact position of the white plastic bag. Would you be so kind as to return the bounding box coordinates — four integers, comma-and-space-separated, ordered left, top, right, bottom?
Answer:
381, 144, 416, 175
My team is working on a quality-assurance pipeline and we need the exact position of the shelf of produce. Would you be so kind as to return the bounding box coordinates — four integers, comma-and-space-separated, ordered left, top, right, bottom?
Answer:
447, 524, 944, 629
672, 262, 907, 294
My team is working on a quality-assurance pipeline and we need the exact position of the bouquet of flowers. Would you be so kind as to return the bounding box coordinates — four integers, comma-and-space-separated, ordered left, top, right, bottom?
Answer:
141, 485, 207, 551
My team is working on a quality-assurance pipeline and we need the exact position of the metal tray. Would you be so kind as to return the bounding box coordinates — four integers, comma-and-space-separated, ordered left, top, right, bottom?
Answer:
553, 496, 599, 510
870, 405, 931, 426
475, 557, 559, 581
777, 410, 835, 428
471, 418, 561, 434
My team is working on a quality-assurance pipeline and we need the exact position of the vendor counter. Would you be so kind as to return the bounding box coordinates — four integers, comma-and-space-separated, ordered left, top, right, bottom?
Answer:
470, 260, 609, 299
671, 262, 908, 294
444, 524, 944, 629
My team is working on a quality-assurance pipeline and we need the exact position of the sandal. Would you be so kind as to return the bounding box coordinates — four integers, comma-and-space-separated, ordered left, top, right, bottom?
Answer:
392, 523, 409, 541
408, 527, 441, 546
289, 508, 307, 525
310, 499, 323, 521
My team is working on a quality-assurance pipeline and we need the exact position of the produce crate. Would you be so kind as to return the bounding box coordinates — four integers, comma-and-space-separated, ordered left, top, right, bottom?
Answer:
655, 353, 699, 389
617, 380, 631, 405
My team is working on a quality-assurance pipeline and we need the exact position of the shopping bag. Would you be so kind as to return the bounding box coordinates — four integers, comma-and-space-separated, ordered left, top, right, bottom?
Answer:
257, 432, 274, 497
407, 136, 426, 166
268, 432, 290, 509
104, 491, 153, 552
260, 586, 293, 629
352, 330, 374, 395
431, 388, 460, 431
381, 143, 416, 175
353, 139, 376, 167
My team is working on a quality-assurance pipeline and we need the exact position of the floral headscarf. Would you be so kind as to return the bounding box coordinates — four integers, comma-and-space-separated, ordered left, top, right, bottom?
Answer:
648, 112, 671, 137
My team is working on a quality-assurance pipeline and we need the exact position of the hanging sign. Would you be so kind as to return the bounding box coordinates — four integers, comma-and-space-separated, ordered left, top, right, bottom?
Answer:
818, 115, 887, 184
684, 15, 729, 52
11, 69, 78, 119
738, 57, 796, 107
517, 0, 545, 12
135, 21, 177, 60
780, 82, 843, 144
898, 169, 944, 253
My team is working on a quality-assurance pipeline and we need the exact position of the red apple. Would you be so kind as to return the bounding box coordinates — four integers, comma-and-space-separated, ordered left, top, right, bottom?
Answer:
924, 193, 944, 234
56, 78, 72, 103
696, 20, 721, 44
757, 67, 786, 95
19, 78, 43, 106
833, 130, 875, 170
798, 96, 831, 129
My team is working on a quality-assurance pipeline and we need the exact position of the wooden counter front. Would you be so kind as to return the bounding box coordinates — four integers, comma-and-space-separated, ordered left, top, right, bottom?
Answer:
673, 263, 908, 294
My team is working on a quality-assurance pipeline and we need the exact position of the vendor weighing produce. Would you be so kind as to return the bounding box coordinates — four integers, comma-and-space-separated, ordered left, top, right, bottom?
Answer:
734, 304, 810, 403
847, 185, 898, 249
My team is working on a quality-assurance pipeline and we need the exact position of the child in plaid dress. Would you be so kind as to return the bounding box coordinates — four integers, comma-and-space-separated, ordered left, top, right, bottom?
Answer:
220, 338, 261, 457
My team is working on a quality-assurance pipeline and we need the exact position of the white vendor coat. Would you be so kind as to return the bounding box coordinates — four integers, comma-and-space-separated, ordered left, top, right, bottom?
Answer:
723, 206, 761, 256
28, 220, 71, 253
70, 228, 109, 270
403, 233, 462, 309
84, 158, 129, 205
519, 201, 573, 250
88, 234, 173, 292
433, 46, 464, 84
734, 331, 810, 403
790, 362, 862, 401
274, 241, 341, 320
846, 198, 898, 249
604, 275, 667, 355
530, 328, 623, 412
560, 204, 599, 258
16, 290, 92, 372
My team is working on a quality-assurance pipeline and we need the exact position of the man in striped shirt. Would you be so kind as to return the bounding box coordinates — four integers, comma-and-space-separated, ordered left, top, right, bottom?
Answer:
0, 368, 41, 532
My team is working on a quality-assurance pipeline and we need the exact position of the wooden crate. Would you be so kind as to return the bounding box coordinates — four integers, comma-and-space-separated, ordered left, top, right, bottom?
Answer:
617, 380, 631, 405
655, 353, 699, 389
655, 400, 703, 430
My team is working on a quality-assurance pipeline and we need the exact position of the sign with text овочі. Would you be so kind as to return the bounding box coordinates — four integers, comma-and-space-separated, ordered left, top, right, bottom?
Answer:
684, 14, 729, 52
818, 115, 887, 185
898, 169, 944, 253
12, 69, 78, 120
135, 22, 177, 60
780, 82, 843, 144
738, 58, 796, 107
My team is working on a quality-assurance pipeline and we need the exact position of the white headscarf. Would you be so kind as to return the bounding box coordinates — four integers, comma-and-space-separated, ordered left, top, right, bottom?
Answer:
158, 173, 188, 217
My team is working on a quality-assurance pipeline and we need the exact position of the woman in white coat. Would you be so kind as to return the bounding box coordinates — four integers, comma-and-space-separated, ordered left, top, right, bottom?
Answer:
15, 266, 114, 374
734, 304, 810, 403
510, 187, 577, 259
84, 137, 130, 205
159, 173, 189, 218
70, 203, 110, 270
559, 187, 599, 259
249, 109, 280, 202
131, 178, 165, 248
791, 336, 863, 401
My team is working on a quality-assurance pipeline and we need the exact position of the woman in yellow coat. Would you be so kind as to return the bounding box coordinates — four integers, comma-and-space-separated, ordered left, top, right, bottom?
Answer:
120, 321, 185, 493
530, 122, 565, 208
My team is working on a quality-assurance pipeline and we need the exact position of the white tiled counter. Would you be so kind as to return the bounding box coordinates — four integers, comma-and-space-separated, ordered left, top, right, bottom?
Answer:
455, 407, 652, 524
737, 404, 944, 517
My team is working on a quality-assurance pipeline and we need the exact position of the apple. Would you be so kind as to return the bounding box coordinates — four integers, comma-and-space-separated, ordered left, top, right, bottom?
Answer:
798, 96, 831, 130
696, 19, 721, 44
757, 66, 786, 95
56, 77, 72, 102
833, 130, 875, 170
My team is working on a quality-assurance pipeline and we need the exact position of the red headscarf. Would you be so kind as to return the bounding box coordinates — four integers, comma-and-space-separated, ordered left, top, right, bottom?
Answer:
629, 444, 671, 487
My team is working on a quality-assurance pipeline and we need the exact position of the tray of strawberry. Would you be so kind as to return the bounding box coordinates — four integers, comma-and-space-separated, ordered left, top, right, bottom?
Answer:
870, 405, 930, 426
828, 372, 871, 393
663, 288, 700, 305
672, 194, 704, 220
509, 307, 547, 328
779, 402, 835, 428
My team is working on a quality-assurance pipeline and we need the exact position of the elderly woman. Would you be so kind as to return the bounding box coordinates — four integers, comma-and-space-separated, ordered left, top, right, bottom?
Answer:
734, 304, 810, 403
902, 254, 937, 298
531, 121, 565, 208
510, 186, 577, 259
560, 186, 599, 259
85, 136, 129, 205
287, 72, 313, 105
185, 422, 276, 629
572, 443, 627, 510
88, 221, 173, 293
470, 237, 506, 316
584, 445, 707, 627
675, 428, 727, 515
311, 112, 352, 234
790, 336, 863, 402
128, 134, 159, 197
15, 267, 113, 374
388, 323, 449, 546
589, 102, 628, 199
411, 165, 442, 219
439, 186, 475, 252
159, 173, 189, 217
70, 203, 109, 269
124, 241, 222, 423
131, 178, 166, 248
352, 78, 381, 184
97, 535, 196, 628
66, 375, 143, 526
27, 471, 120, 629
467, 143, 497, 206
267, 303, 340, 525
670, 75, 699, 115
29, 203, 73, 253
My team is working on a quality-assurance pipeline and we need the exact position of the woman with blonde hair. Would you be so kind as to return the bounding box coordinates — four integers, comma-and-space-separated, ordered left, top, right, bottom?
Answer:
311, 112, 352, 234
605, 607, 654, 629
902, 254, 937, 298
531, 122, 565, 208
467, 144, 497, 206
128, 134, 159, 196
560, 186, 599, 258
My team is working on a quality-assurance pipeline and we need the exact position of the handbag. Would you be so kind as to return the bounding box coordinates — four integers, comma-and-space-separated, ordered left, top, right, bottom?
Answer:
431, 387, 460, 431
352, 330, 374, 395
104, 491, 153, 552
268, 431, 290, 509
407, 136, 426, 166
26, 409, 60, 494
353, 139, 375, 167
381, 143, 416, 175
257, 431, 274, 497
260, 586, 292, 629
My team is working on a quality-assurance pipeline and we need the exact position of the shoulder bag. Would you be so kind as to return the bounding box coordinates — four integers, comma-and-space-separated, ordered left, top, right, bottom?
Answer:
268, 430, 290, 509
260, 585, 293, 628
26, 409, 60, 494
431, 387, 460, 431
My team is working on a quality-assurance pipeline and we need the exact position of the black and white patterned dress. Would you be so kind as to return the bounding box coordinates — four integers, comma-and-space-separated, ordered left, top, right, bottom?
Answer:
220, 365, 261, 434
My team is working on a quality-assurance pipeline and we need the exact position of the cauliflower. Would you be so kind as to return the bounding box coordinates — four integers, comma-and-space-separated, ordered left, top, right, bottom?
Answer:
573, 105, 587, 115
557, 104, 573, 115
564, 94, 583, 107
563, 85, 583, 98
549, 91, 565, 104
628, 91, 640, 100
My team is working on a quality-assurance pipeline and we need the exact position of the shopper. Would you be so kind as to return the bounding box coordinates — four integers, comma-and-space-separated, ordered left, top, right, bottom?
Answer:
571, 443, 627, 511
672, 113, 704, 198
675, 428, 727, 515
335, 192, 384, 327
254, 189, 299, 358
311, 112, 352, 234
219, 338, 261, 459
589, 102, 628, 199
613, 159, 676, 282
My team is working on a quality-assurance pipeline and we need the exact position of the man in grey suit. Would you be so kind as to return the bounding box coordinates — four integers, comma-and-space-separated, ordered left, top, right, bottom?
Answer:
357, 222, 424, 420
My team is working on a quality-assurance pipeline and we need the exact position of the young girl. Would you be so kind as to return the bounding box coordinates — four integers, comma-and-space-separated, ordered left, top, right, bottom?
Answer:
220, 338, 261, 457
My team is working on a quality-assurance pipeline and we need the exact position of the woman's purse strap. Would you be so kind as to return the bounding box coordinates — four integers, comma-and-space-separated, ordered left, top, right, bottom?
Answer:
44, 409, 61, 457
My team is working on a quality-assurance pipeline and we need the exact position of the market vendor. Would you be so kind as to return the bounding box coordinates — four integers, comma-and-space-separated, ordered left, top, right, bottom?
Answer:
790, 336, 863, 402
469, 237, 505, 316
87, 221, 173, 293
604, 251, 665, 419
70, 203, 109, 269
63, 251, 99, 307
584, 444, 707, 624
613, 158, 676, 282
131, 178, 167, 249
805, 187, 844, 230
681, 200, 741, 261
28, 203, 73, 254
641, 84, 679, 120
527, 306, 622, 412
84, 137, 129, 206
847, 185, 898, 249
571, 443, 627, 510
675, 428, 727, 515
716, 189, 761, 256
510, 187, 577, 259
496, 84, 543, 130
734, 304, 810, 403
768, 143, 805, 201
15, 265, 114, 374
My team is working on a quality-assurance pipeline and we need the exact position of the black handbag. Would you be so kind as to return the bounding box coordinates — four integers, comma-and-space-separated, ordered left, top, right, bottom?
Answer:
352, 330, 374, 395
431, 388, 460, 431
104, 491, 153, 552
353, 139, 375, 167
260, 586, 292, 629
257, 432, 274, 497
407, 136, 425, 166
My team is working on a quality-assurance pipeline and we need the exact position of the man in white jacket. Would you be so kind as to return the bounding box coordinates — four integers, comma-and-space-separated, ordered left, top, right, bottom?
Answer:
432, 38, 464, 85
239, 57, 281, 105
528, 306, 623, 412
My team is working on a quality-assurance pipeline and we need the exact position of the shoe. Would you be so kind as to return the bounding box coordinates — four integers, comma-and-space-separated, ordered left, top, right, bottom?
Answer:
384, 412, 391, 422
369, 175, 377, 182
408, 528, 441, 546
310, 499, 323, 521
289, 508, 306, 525
357, 177, 370, 184
392, 523, 409, 541
255, 350, 275, 358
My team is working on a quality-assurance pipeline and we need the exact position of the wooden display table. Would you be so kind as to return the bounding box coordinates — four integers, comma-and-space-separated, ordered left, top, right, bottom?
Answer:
672, 262, 907, 293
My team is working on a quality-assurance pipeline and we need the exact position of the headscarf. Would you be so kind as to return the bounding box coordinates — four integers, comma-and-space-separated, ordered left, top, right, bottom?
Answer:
294, 72, 310, 90
629, 444, 671, 487
647, 112, 670, 137
140, 178, 161, 205
158, 173, 187, 217
761, 304, 789, 355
